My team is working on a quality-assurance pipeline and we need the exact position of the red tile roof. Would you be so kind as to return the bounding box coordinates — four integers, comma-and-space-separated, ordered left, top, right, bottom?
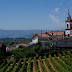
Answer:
45, 32, 64, 36
70, 35, 72, 36
17, 43, 34, 47
32, 34, 50, 39
36, 34, 50, 37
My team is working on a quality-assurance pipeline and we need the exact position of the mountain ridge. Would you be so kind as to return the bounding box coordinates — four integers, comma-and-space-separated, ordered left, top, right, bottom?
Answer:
0, 30, 64, 38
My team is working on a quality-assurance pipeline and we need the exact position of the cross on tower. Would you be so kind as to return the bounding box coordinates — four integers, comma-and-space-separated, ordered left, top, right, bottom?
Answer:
68, 9, 69, 12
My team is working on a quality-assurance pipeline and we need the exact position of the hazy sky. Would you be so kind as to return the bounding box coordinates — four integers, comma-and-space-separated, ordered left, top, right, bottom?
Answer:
0, 0, 72, 30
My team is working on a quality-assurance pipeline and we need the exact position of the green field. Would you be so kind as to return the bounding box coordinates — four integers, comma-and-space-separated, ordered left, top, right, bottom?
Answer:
0, 51, 72, 72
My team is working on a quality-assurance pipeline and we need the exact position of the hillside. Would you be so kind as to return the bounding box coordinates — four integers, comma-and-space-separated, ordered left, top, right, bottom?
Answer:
0, 51, 72, 72
0, 30, 64, 38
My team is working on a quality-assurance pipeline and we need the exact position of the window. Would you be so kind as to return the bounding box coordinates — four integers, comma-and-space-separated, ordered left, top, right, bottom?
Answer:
68, 34, 70, 37
67, 24, 69, 29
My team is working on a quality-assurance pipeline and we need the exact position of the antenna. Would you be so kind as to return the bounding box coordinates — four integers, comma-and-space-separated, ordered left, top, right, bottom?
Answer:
68, 9, 69, 13
41, 30, 42, 37
32, 33, 34, 37
68, 9, 70, 15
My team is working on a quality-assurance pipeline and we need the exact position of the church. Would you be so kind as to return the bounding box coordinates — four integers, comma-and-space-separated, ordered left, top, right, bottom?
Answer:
65, 11, 72, 36
32, 11, 72, 48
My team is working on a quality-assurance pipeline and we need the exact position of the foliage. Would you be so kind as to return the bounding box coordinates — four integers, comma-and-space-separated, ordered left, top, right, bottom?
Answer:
9, 45, 72, 60
54, 54, 71, 71
0, 60, 11, 72
43, 56, 56, 72
58, 53, 72, 66
19, 58, 26, 72
44, 56, 56, 72
0, 61, 5, 69
1, 53, 72, 71
27, 57, 31, 72
0, 38, 31, 47
13, 59, 21, 72
49, 55, 67, 72
34, 57, 39, 72
38, 56, 47, 72
5, 60, 16, 72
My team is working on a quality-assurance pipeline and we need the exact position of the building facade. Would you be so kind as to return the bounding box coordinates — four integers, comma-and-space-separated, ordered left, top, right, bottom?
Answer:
32, 11, 72, 48
65, 12, 72, 36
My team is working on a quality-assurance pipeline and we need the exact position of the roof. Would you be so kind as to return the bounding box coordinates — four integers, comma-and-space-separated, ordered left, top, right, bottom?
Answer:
37, 34, 50, 37
67, 12, 71, 19
66, 12, 72, 21
17, 43, 35, 47
45, 32, 64, 36
70, 35, 72, 36
32, 34, 50, 39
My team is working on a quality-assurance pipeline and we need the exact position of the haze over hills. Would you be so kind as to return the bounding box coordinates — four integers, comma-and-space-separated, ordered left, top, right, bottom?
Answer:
0, 30, 64, 38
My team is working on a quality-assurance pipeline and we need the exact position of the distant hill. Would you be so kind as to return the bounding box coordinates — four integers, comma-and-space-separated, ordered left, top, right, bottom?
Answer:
0, 30, 64, 38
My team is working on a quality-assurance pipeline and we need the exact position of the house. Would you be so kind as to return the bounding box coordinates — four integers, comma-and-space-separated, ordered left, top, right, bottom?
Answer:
32, 11, 72, 48
45, 32, 64, 38
32, 34, 50, 43
54, 37, 72, 47
32, 32, 64, 43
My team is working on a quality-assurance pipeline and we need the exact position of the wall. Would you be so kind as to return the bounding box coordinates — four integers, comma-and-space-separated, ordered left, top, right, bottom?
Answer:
65, 30, 70, 35
40, 41, 51, 48
32, 36, 38, 43
56, 41, 72, 47
40, 41, 72, 48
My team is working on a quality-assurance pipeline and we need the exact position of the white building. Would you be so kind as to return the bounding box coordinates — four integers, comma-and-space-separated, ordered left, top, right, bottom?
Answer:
32, 32, 64, 43
32, 34, 50, 43
65, 12, 72, 36
32, 11, 72, 48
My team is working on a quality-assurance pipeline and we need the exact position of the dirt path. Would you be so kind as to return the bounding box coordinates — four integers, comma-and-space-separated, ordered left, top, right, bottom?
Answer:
53, 57, 61, 67
8, 47, 17, 51
48, 58, 59, 72
37, 60, 43, 72
42, 59, 50, 72
63, 56, 68, 60
33, 60, 36, 72
57, 57, 65, 63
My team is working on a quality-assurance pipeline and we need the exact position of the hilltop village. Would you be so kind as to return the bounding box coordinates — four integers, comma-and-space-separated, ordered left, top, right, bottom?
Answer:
1, 12, 72, 54
15, 12, 72, 48
1, 12, 72, 72
31, 12, 72, 48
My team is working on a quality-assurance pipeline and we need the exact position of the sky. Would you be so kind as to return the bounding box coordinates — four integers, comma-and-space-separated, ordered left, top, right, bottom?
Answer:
0, 0, 72, 30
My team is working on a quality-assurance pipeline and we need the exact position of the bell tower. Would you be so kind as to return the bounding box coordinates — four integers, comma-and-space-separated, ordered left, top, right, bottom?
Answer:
65, 10, 72, 36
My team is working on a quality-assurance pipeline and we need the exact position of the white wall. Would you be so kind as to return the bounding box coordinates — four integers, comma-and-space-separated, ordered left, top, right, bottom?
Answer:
66, 22, 70, 29
65, 30, 70, 35
32, 36, 38, 43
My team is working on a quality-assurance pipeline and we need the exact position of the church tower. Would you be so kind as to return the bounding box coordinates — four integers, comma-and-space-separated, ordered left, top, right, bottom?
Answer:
65, 10, 72, 36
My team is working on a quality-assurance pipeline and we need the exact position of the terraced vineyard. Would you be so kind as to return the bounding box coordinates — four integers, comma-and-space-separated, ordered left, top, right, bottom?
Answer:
0, 51, 72, 72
